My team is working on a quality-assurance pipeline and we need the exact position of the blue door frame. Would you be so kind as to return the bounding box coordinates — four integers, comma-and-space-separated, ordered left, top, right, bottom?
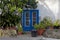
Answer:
22, 10, 39, 31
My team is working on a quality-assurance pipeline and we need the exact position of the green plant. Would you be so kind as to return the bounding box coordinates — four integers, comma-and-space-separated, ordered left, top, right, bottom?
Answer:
43, 17, 53, 28
17, 23, 23, 32
0, 13, 21, 29
0, 0, 38, 28
34, 24, 39, 30
34, 17, 53, 30
54, 20, 60, 26
34, 20, 46, 30
39, 21, 46, 29
28, 0, 38, 9
0, 0, 23, 28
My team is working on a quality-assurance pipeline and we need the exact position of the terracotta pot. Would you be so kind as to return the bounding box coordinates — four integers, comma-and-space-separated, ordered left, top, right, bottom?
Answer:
37, 29, 45, 35
49, 26, 53, 30
12, 26, 16, 29
18, 32, 22, 35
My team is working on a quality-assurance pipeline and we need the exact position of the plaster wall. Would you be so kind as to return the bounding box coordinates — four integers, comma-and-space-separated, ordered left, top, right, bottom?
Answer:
36, 0, 60, 21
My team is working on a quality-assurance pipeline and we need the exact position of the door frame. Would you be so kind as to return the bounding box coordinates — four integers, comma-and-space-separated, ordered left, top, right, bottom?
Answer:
22, 10, 39, 31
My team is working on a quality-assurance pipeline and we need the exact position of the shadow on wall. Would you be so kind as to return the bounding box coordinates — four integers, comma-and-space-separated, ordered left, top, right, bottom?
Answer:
57, 11, 60, 20
37, 1, 55, 22
57, 1, 60, 20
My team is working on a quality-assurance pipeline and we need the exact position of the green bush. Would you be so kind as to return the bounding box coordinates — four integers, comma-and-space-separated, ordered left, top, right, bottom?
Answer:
34, 17, 53, 30
34, 24, 39, 30
34, 20, 46, 30
54, 20, 60, 26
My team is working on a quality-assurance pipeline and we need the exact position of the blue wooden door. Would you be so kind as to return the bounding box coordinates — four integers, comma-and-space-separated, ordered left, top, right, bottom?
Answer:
22, 10, 39, 31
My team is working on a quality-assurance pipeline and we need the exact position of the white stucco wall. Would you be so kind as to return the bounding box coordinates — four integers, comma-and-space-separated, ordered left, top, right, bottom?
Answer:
36, 0, 60, 21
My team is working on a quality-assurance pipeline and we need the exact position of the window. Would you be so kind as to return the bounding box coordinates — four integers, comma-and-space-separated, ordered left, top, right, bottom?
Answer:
32, 11, 37, 26
25, 11, 30, 26
33, 12, 36, 17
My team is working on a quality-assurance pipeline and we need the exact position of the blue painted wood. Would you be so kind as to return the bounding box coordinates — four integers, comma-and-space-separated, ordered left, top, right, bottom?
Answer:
22, 10, 39, 31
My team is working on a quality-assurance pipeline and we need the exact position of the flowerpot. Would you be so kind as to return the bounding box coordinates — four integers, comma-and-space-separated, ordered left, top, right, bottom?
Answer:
37, 29, 45, 35
12, 26, 16, 29
49, 27, 53, 30
47, 26, 53, 29
31, 30, 37, 37
18, 32, 22, 35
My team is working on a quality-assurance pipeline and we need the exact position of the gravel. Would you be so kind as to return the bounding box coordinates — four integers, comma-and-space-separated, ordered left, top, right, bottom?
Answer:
0, 35, 60, 40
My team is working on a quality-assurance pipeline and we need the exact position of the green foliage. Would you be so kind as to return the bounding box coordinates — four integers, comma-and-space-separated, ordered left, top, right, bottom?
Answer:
17, 23, 23, 32
17, 8, 22, 13
34, 17, 53, 30
0, 0, 37, 28
0, 0, 23, 13
39, 21, 46, 29
34, 21, 46, 30
43, 17, 53, 27
0, 13, 21, 27
54, 20, 60, 26
34, 24, 39, 30
0, 0, 37, 13
29, 0, 38, 9
10, 6, 16, 13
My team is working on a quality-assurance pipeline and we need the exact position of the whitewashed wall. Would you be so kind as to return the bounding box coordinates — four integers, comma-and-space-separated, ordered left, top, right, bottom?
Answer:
36, 0, 60, 21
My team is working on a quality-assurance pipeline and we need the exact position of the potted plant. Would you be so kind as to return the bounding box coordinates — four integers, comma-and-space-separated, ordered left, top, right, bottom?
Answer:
34, 17, 53, 35
53, 20, 60, 29
43, 17, 53, 29
34, 20, 46, 35
17, 23, 23, 35
37, 21, 46, 35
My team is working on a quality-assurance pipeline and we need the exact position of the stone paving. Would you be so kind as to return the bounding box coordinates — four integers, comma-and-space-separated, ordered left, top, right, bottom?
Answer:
43, 29, 60, 39
0, 34, 60, 40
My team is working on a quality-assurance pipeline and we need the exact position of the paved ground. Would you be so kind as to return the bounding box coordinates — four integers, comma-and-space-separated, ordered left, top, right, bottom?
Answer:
0, 34, 60, 40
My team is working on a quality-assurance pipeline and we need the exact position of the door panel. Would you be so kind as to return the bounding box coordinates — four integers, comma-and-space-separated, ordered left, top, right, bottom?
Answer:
22, 10, 31, 31
22, 10, 39, 31
25, 11, 30, 27
31, 10, 39, 27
